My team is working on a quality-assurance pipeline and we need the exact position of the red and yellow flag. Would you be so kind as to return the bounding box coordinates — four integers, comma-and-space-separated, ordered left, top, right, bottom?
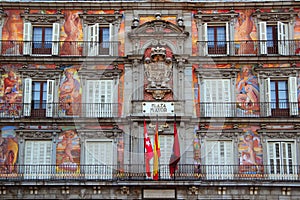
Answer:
152, 119, 160, 180
144, 119, 153, 177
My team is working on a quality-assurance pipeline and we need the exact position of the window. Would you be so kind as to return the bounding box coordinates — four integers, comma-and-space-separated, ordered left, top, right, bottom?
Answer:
259, 21, 289, 55
204, 140, 234, 180
204, 23, 229, 55
201, 79, 232, 117
87, 24, 112, 56
84, 140, 114, 179
267, 141, 297, 179
24, 140, 52, 179
264, 77, 298, 116
23, 78, 54, 117
85, 80, 114, 117
23, 22, 60, 55
158, 135, 173, 179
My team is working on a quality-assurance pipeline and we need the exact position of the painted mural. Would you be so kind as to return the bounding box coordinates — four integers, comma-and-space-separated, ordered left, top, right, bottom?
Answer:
236, 65, 260, 116
193, 127, 201, 173
238, 127, 263, 174
2, 10, 23, 55
234, 9, 257, 55
56, 129, 80, 173
0, 66, 22, 117
59, 66, 82, 116
0, 126, 18, 174
60, 10, 83, 56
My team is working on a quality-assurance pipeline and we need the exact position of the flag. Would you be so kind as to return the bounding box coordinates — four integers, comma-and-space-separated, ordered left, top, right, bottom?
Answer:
169, 119, 180, 177
144, 119, 153, 177
152, 118, 160, 180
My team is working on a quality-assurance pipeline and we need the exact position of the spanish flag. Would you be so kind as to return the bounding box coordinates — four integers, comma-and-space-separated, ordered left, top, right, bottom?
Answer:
152, 119, 160, 180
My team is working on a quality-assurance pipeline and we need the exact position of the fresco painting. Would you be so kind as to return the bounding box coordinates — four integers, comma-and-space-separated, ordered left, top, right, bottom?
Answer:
60, 10, 83, 56
56, 129, 80, 173
234, 10, 257, 55
238, 127, 263, 174
0, 126, 18, 174
0, 66, 22, 117
59, 67, 82, 116
2, 10, 23, 55
236, 65, 260, 116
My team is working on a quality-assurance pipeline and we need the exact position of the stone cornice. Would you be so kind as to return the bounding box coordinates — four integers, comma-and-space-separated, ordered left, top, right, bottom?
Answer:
255, 67, 298, 77
194, 10, 239, 23
79, 12, 122, 24
195, 67, 240, 79
18, 68, 62, 79
20, 12, 64, 24
253, 9, 297, 21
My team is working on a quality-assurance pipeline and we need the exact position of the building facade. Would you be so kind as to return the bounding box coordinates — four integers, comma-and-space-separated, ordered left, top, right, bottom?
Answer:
0, 0, 300, 199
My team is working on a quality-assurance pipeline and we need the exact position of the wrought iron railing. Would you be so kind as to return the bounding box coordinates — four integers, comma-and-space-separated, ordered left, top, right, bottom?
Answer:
0, 40, 300, 57
0, 103, 120, 118
0, 164, 299, 181
198, 102, 299, 118
0, 40, 119, 56
197, 39, 300, 56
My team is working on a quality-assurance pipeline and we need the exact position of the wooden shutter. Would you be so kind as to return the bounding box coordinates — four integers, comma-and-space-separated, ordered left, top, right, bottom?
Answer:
288, 77, 298, 116
23, 22, 32, 55
225, 22, 229, 55
159, 135, 174, 179
85, 140, 113, 179
203, 23, 208, 56
52, 23, 60, 55
264, 78, 271, 116
259, 22, 267, 54
202, 79, 231, 117
277, 21, 288, 55
109, 23, 114, 56
24, 140, 52, 179
87, 24, 99, 56
23, 78, 32, 117
46, 80, 54, 117
86, 80, 113, 117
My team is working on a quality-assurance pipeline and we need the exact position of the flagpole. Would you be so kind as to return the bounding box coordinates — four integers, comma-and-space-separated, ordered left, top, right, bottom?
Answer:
173, 114, 176, 180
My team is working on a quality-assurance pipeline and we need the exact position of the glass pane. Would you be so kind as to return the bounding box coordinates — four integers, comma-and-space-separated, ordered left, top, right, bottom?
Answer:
101, 28, 110, 48
267, 26, 274, 47
278, 81, 287, 90
44, 27, 53, 48
217, 27, 225, 47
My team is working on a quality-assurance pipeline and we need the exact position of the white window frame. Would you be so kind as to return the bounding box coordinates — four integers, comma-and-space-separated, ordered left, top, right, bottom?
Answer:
204, 140, 234, 180
84, 139, 114, 180
267, 140, 297, 180
203, 22, 229, 56
23, 22, 60, 56
201, 79, 232, 117
24, 140, 53, 179
85, 79, 114, 117
259, 21, 289, 55
23, 78, 55, 117
87, 23, 113, 56
263, 77, 298, 116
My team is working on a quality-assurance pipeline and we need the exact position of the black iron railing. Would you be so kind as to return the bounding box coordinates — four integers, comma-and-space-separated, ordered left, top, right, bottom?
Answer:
0, 40, 119, 56
0, 40, 300, 56
0, 164, 299, 181
0, 102, 120, 118
198, 102, 299, 118
197, 39, 300, 56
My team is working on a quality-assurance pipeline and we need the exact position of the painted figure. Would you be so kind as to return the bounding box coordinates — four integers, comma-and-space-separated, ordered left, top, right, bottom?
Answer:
236, 66, 259, 114
61, 11, 81, 56
61, 130, 75, 163
59, 69, 81, 115
235, 10, 255, 55
2, 11, 21, 55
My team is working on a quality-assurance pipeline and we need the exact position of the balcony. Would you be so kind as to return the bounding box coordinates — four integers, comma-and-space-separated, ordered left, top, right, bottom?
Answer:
197, 39, 300, 56
0, 40, 119, 57
0, 103, 120, 118
0, 40, 300, 57
198, 102, 299, 118
0, 164, 299, 182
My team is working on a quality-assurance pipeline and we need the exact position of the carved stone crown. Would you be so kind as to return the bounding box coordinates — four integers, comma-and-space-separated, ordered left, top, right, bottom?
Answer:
150, 47, 166, 60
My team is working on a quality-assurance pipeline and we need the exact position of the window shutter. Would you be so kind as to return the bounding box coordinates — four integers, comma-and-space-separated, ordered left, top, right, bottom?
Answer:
23, 22, 32, 55
225, 22, 229, 55
0, 23, 2, 54
203, 23, 208, 56
52, 23, 60, 55
87, 24, 99, 56
85, 140, 113, 179
259, 22, 267, 54
87, 25, 93, 56
93, 23, 99, 56
24, 140, 52, 179
23, 78, 32, 117
288, 77, 298, 116
264, 78, 271, 116
109, 23, 114, 56
160, 135, 174, 179
86, 80, 113, 117
46, 80, 54, 117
